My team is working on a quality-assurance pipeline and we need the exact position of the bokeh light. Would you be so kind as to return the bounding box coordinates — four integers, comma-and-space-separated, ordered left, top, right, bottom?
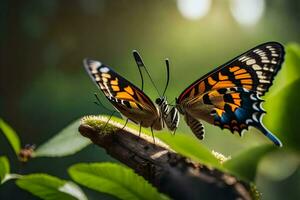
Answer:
177, 0, 211, 20
230, 0, 265, 26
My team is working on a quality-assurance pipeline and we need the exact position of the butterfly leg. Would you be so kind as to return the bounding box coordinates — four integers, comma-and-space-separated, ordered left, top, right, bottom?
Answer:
172, 128, 177, 136
150, 125, 156, 144
121, 118, 129, 130
103, 111, 116, 129
138, 123, 142, 137
93, 93, 115, 113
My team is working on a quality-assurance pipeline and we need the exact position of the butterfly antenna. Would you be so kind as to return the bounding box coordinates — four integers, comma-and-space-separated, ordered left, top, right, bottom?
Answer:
133, 51, 144, 91
94, 93, 115, 113
162, 58, 170, 97
133, 50, 161, 96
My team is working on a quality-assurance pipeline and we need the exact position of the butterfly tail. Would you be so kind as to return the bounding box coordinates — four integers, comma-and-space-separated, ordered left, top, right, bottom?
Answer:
256, 123, 282, 147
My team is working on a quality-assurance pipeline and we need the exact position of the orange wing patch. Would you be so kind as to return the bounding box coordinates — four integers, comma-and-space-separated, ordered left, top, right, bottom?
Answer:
115, 92, 135, 101
124, 86, 134, 95
231, 93, 240, 99
236, 73, 251, 79
129, 101, 138, 108
229, 66, 240, 72
218, 72, 228, 80
111, 85, 120, 91
208, 77, 217, 85
228, 103, 239, 112
243, 85, 252, 90
234, 69, 247, 75
233, 99, 241, 106
110, 78, 119, 85
189, 88, 195, 99
212, 81, 235, 90
241, 79, 253, 84
215, 108, 224, 117
199, 81, 206, 93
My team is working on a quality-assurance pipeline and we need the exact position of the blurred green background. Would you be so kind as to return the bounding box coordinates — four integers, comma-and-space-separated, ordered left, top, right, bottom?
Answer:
0, 0, 299, 199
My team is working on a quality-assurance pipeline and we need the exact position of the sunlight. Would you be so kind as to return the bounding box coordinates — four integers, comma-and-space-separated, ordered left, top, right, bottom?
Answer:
177, 0, 211, 20
230, 0, 265, 26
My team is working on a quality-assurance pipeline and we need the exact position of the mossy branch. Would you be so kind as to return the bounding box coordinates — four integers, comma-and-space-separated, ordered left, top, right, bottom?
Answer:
79, 116, 253, 200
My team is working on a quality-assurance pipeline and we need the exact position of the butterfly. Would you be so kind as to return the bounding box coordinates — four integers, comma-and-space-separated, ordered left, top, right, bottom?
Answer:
175, 42, 284, 146
83, 51, 179, 137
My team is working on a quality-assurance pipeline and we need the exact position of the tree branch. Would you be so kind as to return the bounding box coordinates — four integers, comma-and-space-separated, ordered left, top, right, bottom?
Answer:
79, 116, 253, 200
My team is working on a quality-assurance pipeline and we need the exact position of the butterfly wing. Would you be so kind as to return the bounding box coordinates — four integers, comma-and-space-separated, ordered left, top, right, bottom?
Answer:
176, 42, 284, 146
177, 42, 284, 104
84, 59, 161, 129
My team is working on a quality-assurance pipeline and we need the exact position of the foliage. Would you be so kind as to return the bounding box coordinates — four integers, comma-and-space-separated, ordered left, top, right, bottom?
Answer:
0, 156, 10, 184
0, 119, 21, 156
33, 119, 91, 157
157, 133, 223, 170
16, 174, 87, 200
264, 43, 300, 152
69, 162, 169, 200
1, 42, 299, 200
80, 116, 277, 182
223, 145, 275, 182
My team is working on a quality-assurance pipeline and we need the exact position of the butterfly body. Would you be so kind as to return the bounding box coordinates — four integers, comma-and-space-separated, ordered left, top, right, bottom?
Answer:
176, 42, 284, 146
156, 97, 180, 131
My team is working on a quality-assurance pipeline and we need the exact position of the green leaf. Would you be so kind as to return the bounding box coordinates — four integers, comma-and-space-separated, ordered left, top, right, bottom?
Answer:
157, 133, 223, 170
284, 43, 300, 81
69, 162, 169, 200
264, 80, 300, 152
0, 156, 10, 184
34, 119, 91, 157
0, 118, 21, 155
16, 174, 87, 200
263, 43, 300, 152
223, 145, 275, 182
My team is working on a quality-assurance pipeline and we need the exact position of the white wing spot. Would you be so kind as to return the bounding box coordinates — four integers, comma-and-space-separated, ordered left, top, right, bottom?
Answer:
252, 113, 259, 122
253, 49, 260, 53
239, 56, 249, 62
259, 79, 270, 84
252, 64, 262, 70
100, 67, 110, 73
258, 75, 267, 79
94, 74, 101, 81
250, 93, 257, 100
271, 60, 277, 64
246, 119, 253, 124
246, 59, 256, 65
256, 71, 263, 76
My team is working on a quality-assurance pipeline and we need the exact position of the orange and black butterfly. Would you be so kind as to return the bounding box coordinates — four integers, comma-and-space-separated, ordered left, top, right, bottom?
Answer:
175, 42, 284, 146
83, 51, 179, 137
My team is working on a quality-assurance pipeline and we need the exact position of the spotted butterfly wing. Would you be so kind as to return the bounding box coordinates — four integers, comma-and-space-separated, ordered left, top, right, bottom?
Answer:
84, 59, 162, 130
176, 42, 284, 146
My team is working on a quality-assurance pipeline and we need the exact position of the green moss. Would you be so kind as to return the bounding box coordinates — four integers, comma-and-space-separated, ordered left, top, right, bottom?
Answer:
250, 183, 261, 200
81, 115, 119, 135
